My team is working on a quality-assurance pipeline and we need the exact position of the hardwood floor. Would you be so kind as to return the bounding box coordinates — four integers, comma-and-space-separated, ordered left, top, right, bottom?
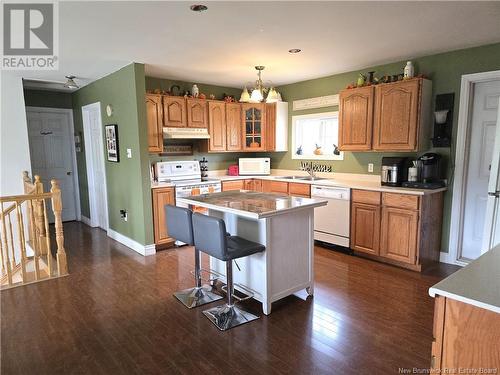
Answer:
1, 222, 459, 375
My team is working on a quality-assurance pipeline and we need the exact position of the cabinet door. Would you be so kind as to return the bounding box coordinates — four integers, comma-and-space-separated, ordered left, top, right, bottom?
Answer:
262, 180, 288, 194
380, 206, 418, 264
226, 103, 242, 151
241, 103, 266, 151
222, 180, 245, 191
288, 182, 310, 197
146, 94, 163, 153
338, 86, 374, 151
351, 202, 380, 255
186, 99, 208, 128
163, 97, 186, 128
373, 79, 420, 151
152, 188, 175, 246
265, 103, 276, 151
208, 101, 226, 151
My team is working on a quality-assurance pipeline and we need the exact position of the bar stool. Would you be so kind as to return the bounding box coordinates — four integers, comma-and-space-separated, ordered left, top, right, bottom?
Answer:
192, 212, 265, 331
165, 205, 222, 308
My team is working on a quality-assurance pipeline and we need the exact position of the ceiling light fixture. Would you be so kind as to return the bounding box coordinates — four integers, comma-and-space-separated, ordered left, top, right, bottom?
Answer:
63, 75, 79, 89
240, 66, 282, 103
190, 4, 207, 12
288, 48, 301, 54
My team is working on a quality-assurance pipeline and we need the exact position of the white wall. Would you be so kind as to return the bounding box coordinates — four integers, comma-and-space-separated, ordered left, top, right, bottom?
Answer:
0, 73, 32, 195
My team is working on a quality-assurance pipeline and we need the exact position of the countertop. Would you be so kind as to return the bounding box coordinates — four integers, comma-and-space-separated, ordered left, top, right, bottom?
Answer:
176, 191, 327, 220
429, 244, 500, 313
151, 170, 447, 196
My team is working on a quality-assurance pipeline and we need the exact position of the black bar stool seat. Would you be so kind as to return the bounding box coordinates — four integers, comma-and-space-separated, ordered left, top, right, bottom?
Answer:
166, 205, 222, 308
192, 212, 265, 331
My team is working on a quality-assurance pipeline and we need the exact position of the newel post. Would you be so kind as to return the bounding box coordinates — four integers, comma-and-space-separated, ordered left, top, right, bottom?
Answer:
50, 180, 68, 275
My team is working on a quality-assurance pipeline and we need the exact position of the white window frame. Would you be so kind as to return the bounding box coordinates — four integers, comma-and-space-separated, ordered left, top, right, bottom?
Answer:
291, 111, 344, 161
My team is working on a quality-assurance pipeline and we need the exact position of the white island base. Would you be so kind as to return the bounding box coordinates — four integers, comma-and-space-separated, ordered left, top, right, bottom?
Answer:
208, 208, 315, 315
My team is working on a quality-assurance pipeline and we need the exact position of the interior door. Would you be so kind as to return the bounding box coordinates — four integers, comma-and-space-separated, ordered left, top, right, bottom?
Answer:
482, 96, 500, 252
27, 110, 77, 222
462, 79, 500, 260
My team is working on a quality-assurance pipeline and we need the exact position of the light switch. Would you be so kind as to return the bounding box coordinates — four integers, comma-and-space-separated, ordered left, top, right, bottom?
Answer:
127, 148, 132, 158
368, 163, 374, 173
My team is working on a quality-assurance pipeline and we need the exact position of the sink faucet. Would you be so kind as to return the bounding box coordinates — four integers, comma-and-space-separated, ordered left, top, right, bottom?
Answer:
301, 161, 316, 178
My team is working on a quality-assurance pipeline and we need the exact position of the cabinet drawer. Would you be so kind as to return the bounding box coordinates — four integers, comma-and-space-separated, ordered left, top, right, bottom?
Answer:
222, 180, 245, 191
352, 189, 381, 205
383, 193, 419, 210
288, 182, 310, 197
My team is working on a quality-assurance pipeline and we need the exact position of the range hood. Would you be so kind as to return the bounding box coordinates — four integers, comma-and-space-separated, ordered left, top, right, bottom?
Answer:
163, 127, 210, 139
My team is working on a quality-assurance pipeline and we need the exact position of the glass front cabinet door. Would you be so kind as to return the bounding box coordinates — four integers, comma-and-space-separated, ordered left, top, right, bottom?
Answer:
241, 103, 266, 151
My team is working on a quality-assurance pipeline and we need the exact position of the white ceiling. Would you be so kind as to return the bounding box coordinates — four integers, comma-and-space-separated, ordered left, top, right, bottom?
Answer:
18, 1, 500, 91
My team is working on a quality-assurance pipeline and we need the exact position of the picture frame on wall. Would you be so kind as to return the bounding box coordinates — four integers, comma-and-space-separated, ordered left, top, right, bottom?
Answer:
105, 124, 119, 162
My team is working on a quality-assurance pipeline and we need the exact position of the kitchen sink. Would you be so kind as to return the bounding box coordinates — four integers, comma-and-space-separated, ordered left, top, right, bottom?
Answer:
297, 176, 327, 181
276, 176, 304, 180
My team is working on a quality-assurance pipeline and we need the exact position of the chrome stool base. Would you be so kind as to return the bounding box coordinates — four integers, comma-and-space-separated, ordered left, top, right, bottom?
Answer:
203, 304, 259, 331
174, 286, 222, 309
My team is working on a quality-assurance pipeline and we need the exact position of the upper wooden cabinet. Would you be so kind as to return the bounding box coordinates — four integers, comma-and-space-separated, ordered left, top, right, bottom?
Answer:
242, 103, 266, 151
163, 96, 187, 128
226, 103, 242, 151
338, 78, 431, 152
338, 86, 374, 151
208, 101, 226, 151
146, 94, 163, 153
186, 98, 208, 128
265, 102, 288, 152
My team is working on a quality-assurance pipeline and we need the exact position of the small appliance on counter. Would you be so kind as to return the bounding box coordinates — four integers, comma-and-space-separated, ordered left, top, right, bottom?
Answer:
402, 152, 446, 189
238, 157, 270, 176
228, 164, 239, 176
200, 157, 208, 181
381, 157, 408, 187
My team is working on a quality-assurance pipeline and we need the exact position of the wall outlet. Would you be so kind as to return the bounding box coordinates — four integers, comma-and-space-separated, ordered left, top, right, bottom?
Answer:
126, 148, 132, 158
120, 209, 128, 221
368, 163, 374, 173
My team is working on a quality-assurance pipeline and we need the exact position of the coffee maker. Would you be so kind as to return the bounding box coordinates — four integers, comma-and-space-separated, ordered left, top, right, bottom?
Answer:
402, 152, 445, 189
381, 157, 408, 187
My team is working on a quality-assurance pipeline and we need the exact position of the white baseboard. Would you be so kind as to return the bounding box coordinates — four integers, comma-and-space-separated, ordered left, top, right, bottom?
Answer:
80, 215, 92, 226
107, 228, 156, 256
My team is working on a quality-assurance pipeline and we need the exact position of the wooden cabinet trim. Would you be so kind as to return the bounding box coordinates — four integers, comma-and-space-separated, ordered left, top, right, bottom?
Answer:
352, 189, 381, 205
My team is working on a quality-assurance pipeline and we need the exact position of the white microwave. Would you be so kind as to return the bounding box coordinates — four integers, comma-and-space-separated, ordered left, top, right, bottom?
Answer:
238, 158, 271, 175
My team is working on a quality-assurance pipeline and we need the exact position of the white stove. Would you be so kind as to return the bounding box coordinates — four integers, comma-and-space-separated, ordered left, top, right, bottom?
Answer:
155, 161, 221, 206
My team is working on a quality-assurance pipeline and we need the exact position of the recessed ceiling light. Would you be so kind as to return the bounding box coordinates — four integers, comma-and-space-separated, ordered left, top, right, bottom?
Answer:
190, 4, 208, 12
288, 48, 302, 54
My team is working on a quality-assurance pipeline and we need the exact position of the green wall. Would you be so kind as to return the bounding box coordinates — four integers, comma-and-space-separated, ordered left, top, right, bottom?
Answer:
72, 63, 153, 245
146, 76, 253, 170
269, 42, 500, 252
24, 89, 73, 109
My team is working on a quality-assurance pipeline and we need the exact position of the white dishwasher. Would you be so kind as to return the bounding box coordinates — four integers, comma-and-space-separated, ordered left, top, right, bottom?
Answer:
311, 185, 351, 247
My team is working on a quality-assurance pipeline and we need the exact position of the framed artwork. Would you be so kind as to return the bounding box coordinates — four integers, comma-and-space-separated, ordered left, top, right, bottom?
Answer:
105, 124, 119, 162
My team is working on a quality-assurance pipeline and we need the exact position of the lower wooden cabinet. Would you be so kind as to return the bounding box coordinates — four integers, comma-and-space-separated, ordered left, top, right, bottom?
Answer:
262, 180, 288, 194
288, 182, 310, 197
350, 189, 443, 271
152, 187, 175, 248
351, 202, 380, 255
244, 179, 262, 192
431, 296, 500, 372
380, 206, 418, 264
222, 180, 245, 191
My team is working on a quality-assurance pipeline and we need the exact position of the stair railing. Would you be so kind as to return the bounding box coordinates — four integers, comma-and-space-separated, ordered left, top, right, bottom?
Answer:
0, 172, 68, 288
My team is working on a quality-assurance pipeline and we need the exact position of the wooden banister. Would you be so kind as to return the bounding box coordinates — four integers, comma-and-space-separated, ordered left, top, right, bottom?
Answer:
0, 172, 68, 288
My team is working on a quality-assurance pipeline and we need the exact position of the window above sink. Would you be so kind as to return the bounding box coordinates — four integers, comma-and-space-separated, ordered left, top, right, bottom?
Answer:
291, 111, 344, 161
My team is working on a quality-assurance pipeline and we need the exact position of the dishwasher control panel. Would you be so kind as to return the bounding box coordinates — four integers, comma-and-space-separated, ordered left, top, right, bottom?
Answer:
311, 186, 350, 200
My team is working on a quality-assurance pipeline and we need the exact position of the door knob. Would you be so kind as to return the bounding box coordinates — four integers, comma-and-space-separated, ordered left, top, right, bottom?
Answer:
67, 171, 72, 175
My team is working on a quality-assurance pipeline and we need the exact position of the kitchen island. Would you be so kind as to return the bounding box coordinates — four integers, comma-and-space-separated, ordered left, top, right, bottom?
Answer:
177, 191, 327, 315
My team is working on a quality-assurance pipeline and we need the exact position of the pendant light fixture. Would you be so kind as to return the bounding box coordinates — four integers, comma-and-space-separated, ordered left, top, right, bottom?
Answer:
239, 66, 282, 103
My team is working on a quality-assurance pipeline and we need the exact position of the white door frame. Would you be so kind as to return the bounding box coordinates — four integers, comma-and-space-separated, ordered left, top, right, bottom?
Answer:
81, 102, 109, 230
448, 70, 500, 265
25, 106, 81, 221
